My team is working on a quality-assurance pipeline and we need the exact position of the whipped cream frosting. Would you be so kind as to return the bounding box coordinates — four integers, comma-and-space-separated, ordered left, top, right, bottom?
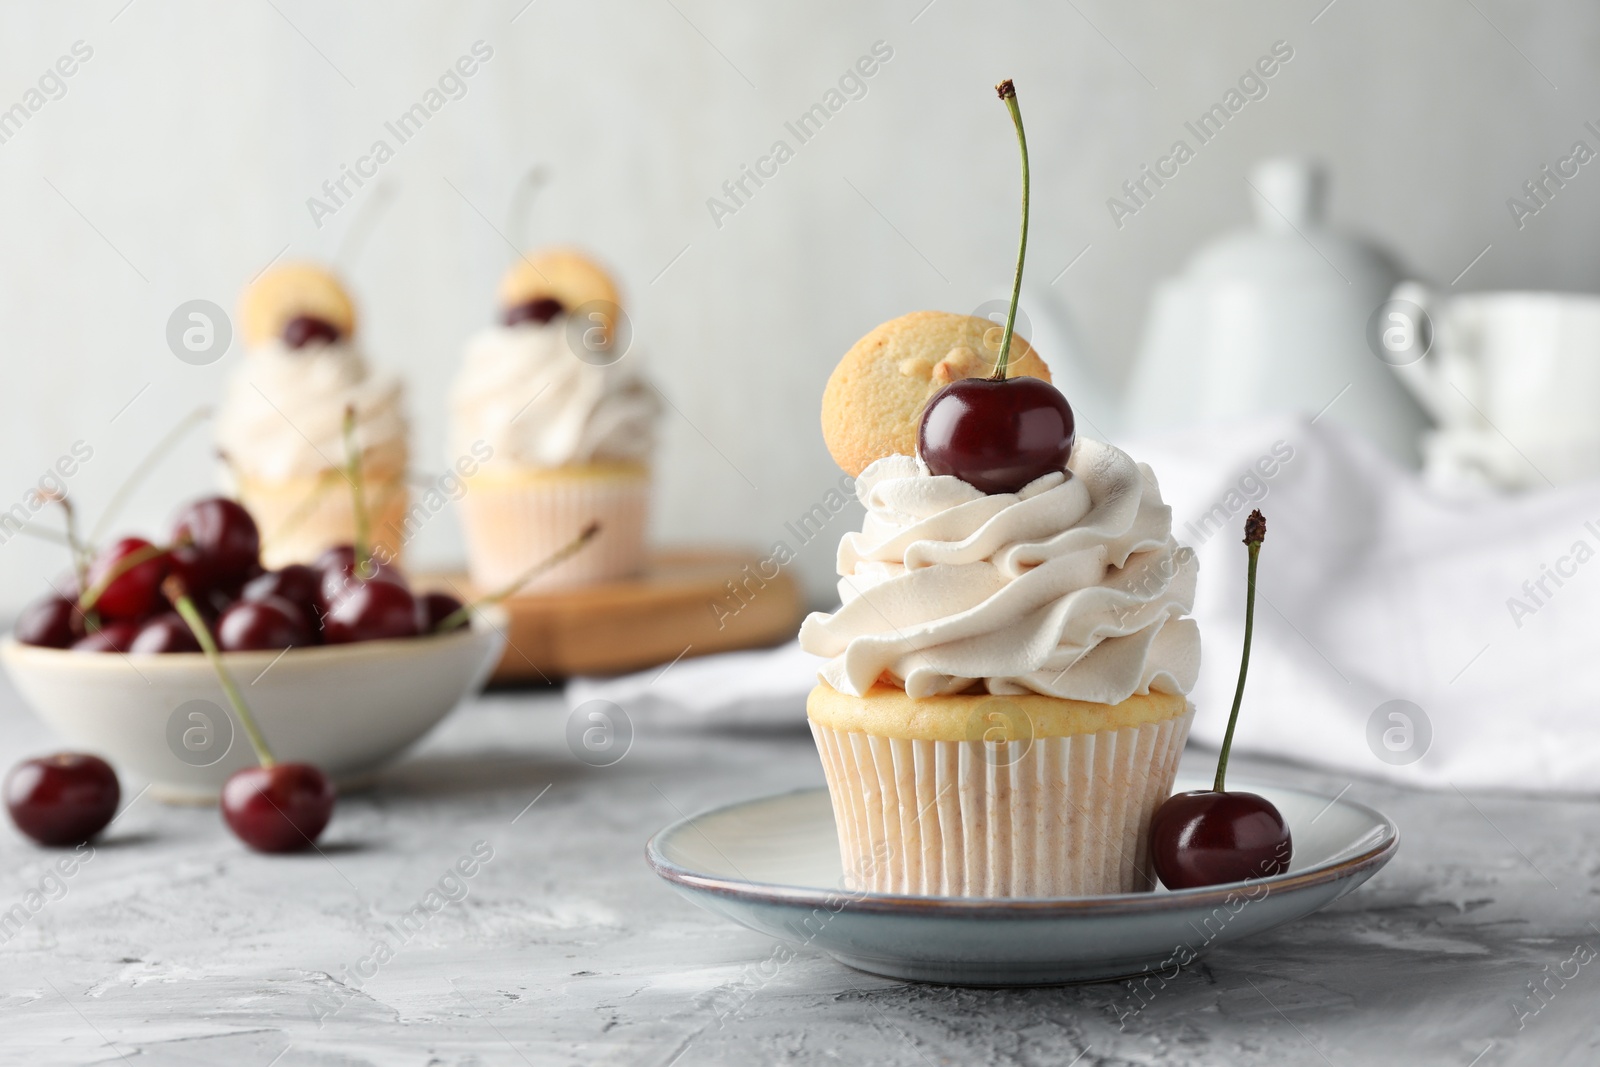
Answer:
450, 322, 659, 468
216, 340, 408, 481
798, 439, 1200, 702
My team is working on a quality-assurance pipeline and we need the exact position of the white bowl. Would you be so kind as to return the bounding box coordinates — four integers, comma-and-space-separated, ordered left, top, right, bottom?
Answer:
0, 612, 506, 802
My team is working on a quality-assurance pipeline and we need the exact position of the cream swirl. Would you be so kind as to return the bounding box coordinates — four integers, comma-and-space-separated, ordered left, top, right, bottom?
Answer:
216, 339, 408, 481
799, 439, 1200, 702
450, 322, 659, 468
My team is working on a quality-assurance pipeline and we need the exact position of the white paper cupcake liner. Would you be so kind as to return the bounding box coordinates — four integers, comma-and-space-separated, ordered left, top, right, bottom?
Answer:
810, 705, 1193, 898
460, 470, 649, 593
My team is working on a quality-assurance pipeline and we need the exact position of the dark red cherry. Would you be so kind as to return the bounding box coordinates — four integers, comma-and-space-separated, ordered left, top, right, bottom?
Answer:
418, 591, 464, 633
282, 314, 342, 349
221, 763, 336, 853
15, 596, 84, 648
243, 565, 320, 614
130, 613, 202, 654
322, 580, 419, 644
84, 537, 168, 620
315, 545, 405, 614
1150, 790, 1293, 890
217, 597, 309, 652
5, 753, 119, 846
503, 297, 565, 327
170, 498, 261, 594
70, 620, 140, 654
918, 376, 1075, 495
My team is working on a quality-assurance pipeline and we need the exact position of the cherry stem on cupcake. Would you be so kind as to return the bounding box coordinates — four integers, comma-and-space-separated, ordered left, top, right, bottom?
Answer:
340, 404, 373, 579
164, 575, 278, 769
991, 79, 1028, 381
433, 521, 601, 634
1213, 509, 1265, 793
90, 405, 213, 545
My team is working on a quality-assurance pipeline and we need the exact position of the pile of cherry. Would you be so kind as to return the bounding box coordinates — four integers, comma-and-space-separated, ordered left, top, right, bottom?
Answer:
14, 496, 461, 654
6, 495, 464, 856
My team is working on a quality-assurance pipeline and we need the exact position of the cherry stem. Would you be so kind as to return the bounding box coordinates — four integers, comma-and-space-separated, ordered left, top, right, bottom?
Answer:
49, 494, 90, 597
341, 405, 373, 579
90, 405, 213, 546
1214, 509, 1266, 793
77, 539, 174, 612
434, 521, 601, 634
992, 79, 1029, 382
164, 576, 277, 769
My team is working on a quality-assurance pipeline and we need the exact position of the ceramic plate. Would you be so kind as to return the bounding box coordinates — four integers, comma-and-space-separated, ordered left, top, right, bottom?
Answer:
647, 777, 1398, 985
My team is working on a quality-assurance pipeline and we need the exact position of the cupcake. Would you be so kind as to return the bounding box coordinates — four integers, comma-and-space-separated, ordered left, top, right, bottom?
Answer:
450, 248, 660, 593
801, 308, 1200, 897
216, 263, 409, 569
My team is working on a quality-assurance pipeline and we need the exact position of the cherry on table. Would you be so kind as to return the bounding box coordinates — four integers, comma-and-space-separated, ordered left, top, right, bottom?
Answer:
282, 314, 342, 349
1150, 790, 1292, 889
4, 753, 120, 846
71, 621, 140, 654
85, 537, 168, 620
169, 497, 261, 595
15, 595, 84, 648
322, 580, 419, 644
221, 763, 335, 852
503, 297, 565, 327
217, 597, 310, 652
130, 613, 202, 654
918, 376, 1076, 495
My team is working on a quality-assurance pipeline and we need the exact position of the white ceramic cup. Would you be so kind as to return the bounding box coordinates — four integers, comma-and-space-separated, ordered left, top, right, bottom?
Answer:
1387, 283, 1600, 487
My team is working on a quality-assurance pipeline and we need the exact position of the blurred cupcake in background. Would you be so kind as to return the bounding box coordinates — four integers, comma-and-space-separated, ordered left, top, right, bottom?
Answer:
450, 248, 659, 593
217, 263, 410, 568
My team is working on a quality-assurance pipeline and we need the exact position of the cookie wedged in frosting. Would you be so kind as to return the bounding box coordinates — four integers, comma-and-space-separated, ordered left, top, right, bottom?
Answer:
798, 437, 1200, 704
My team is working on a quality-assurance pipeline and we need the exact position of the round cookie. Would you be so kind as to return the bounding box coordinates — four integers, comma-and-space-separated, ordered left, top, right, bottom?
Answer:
498, 248, 622, 342
239, 262, 357, 348
822, 311, 1053, 477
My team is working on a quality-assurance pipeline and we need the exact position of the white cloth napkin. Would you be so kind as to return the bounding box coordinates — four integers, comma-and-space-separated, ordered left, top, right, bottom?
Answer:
571, 414, 1597, 793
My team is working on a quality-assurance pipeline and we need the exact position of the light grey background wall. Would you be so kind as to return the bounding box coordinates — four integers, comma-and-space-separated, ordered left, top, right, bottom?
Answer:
0, 0, 1594, 610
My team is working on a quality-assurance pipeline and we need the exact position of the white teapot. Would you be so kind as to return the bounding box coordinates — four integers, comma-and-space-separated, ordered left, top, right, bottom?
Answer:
1123, 157, 1428, 465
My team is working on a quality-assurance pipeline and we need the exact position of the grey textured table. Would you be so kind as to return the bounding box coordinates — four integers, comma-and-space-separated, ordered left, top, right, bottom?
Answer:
2, 677, 1595, 1067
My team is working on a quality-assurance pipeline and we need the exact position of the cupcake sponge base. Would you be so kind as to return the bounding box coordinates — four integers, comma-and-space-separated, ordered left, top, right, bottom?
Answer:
808, 683, 1192, 898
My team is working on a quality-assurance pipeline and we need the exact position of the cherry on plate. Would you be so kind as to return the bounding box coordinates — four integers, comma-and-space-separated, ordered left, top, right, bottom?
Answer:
918, 376, 1076, 496
71, 621, 140, 654
130, 613, 202, 654
217, 597, 310, 652
15, 595, 84, 648
322, 580, 419, 644
85, 537, 168, 620
221, 763, 335, 852
5, 753, 120, 846
1150, 790, 1292, 890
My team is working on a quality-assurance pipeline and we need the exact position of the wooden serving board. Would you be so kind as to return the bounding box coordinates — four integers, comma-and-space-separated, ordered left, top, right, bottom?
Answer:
419, 549, 803, 682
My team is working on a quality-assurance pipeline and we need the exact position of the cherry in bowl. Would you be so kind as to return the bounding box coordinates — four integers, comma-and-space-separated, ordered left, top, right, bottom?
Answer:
15, 595, 84, 649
